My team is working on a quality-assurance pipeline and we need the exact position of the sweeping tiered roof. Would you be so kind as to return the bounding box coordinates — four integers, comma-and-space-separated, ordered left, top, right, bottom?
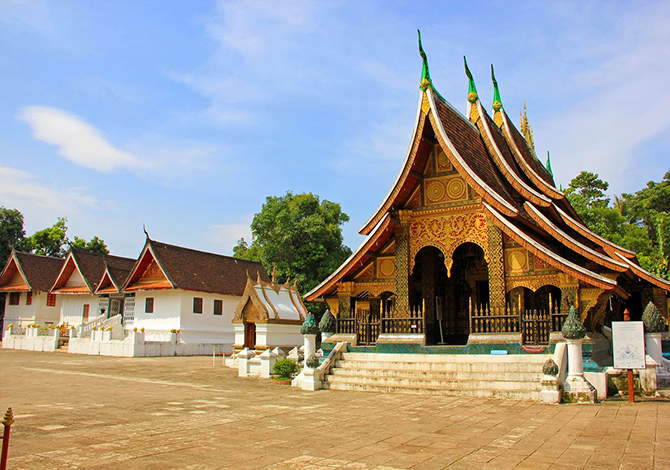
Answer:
51, 251, 137, 294
306, 35, 670, 301
0, 251, 64, 293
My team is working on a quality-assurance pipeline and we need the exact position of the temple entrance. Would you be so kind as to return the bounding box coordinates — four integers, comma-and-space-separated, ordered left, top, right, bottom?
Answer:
411, 243, 488, 345
506, 285, 562, 345
244, 322, 256, 349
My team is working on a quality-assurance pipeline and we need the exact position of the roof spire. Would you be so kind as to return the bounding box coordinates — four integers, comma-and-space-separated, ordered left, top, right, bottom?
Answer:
491, 64, 503, 127
491, 65, 502, 111
545, 151, 554, 177
418, 30, 432, 91
464, 56, 478, 103
143, 224, 150, 240
519, 101, 536, 156
271, 264, 277, 284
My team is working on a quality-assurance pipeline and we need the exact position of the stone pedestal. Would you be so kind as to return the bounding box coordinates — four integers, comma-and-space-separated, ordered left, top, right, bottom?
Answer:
303, 334, 316, 362
562, 339, 596, 403
301, 367, 322, 391
639, 355, 658, 395
645, 333, 663, 366
539, 375, 560, 404
238, 348, 255, 377
259, 348, 278, 378
69, 327, 76, 339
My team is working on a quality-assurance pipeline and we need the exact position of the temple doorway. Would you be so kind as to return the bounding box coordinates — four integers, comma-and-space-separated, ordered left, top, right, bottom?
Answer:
411, 243, 488, 345
244, 322, 256, 349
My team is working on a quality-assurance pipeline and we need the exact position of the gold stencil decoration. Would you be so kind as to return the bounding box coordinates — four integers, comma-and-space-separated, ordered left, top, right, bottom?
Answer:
534, 255, 553, 271
406, 186, 421, 208
355, 263, 374, 279
377, 258, 396, 278
140, 259, 166, 282
506, 249, 528, 273
446, 177, 467, 200
436, 150, 452, 171
426, 179, 447, 204
409, 212, 489, 273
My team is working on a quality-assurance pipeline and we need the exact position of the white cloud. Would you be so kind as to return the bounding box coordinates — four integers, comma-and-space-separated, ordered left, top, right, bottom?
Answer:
535, 5, 670, 191
18, 106, 147, 173
206, 218, 253, 255
0, 166, 97, 224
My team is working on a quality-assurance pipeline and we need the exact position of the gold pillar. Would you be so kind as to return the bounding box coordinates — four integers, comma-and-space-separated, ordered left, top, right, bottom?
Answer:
337, 282, 354, 318
394, 210, 412, 315
487, 223, 505, 312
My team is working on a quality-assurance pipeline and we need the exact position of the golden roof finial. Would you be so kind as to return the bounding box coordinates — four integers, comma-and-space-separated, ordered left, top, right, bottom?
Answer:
519, 101, 536, 156
271, 264, 277, 285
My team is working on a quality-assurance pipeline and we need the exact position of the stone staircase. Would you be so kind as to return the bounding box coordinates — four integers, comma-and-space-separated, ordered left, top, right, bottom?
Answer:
322, 352, 549, 400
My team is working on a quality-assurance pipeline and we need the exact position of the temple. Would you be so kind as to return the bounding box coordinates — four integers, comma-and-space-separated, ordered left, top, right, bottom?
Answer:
306, 33, 670, 351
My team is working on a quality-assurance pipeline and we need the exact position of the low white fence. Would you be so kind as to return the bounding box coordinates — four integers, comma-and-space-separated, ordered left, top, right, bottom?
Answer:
2, 326, 59, 352
68, 330, 233, 357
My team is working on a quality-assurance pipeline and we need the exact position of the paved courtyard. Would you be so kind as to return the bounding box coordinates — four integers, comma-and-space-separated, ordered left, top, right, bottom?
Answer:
0, 349, 668, 469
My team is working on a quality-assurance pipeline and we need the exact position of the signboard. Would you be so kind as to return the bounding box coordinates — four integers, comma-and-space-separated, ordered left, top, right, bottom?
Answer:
612, 321, 646, 370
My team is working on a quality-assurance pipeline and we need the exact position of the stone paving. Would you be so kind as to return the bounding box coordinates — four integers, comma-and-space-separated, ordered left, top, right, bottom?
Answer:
0, 349, 668, 469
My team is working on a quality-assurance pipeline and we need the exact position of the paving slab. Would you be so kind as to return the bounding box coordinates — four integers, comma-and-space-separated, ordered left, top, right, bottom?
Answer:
1, 349, 669, 469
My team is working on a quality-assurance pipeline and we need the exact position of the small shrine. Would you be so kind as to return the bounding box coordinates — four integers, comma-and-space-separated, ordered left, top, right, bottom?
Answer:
232, 268, 306, 352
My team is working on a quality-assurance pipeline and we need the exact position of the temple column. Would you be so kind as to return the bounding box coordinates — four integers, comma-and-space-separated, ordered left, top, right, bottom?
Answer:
487, 223, 505, 312
394, 210, 412, 316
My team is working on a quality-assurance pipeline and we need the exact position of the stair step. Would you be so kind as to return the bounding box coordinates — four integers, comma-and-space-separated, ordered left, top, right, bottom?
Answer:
341, 352, 549, 364
329, 368, 541, 382
334, 360, 543, 374
322, 382, 539, 400
323, 374, 541, 391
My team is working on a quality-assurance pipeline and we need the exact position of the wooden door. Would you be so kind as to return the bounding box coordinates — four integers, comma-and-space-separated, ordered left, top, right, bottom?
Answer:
244, 322, 256, 349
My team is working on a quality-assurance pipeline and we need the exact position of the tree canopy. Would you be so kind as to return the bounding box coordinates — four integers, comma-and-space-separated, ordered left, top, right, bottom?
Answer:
233, 192, 352, 314
566, 170, 670, 280
0, 210, 109, 266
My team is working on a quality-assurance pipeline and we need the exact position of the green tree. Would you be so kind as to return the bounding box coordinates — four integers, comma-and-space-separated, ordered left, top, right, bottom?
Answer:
23, 217, 69, 257
233, 192, 352, 314
0, 207, 26, 268
565, 170, 669, 280
69, 235, 109, 254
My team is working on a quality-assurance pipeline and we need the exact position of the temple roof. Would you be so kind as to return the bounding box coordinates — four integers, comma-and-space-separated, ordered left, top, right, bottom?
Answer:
233, 272, 307, 324
306, 39, 670, 301
0, 251, 64, 293
51, 251, 136, 294
94, 257, 136, 294
123, 239, 270, 296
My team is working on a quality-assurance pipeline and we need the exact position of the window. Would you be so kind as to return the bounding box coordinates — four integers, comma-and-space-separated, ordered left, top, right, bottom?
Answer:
26, 292, 32, 306
193, 297, 203, 314
46, 293, 57, 307
213, 299, 223, 316
9, 293, 20, 305
145, 297, 154, 314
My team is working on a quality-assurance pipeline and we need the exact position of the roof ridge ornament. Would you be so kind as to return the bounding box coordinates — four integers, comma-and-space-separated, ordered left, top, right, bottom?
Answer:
545, 151, 554, 177
491, 64, 502, 111
464, 56, 478, 103
418, 30, 432, 91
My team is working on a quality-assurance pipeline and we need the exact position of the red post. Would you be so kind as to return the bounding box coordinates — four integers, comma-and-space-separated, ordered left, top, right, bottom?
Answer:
623, 309, 635, 403
0, 407, 14, 470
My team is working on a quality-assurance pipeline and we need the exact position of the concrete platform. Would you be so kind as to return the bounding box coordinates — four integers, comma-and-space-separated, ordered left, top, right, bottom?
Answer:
1, 348, 669, 469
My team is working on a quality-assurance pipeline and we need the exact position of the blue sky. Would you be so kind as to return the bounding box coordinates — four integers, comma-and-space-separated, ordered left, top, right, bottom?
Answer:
1, 0, 669, 260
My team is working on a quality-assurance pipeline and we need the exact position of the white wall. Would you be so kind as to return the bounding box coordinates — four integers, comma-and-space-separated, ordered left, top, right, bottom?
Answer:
179, 293, 238, 343
132, 289, 240, 344
2, 292, 61, 330
60, 294, 98, 326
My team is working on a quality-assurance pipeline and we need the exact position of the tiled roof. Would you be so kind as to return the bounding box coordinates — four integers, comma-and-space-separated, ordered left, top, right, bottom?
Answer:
129, 240, 270, 297
10, 252, 64, 292
71, 251, 136, 292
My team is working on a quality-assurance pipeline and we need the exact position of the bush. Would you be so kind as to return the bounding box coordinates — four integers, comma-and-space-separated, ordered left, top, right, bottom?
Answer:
273, 358, 299, 378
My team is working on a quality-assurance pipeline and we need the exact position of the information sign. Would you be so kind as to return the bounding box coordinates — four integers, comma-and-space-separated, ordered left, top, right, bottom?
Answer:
612, 321, 646, 370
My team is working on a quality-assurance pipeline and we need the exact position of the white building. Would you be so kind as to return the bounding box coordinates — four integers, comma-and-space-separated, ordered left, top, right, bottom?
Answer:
51, 250, 136, 327
0, 251, 64, 330
122, 238, 269, 344
232, 271, 306, 351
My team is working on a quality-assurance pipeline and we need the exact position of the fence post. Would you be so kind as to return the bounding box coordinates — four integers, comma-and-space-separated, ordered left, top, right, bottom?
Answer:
1, 407, 14, 470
